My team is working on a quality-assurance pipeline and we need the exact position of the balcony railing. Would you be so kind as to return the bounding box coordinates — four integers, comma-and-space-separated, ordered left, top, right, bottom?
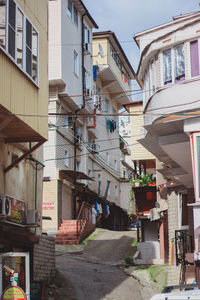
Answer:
175, 230, 194, 266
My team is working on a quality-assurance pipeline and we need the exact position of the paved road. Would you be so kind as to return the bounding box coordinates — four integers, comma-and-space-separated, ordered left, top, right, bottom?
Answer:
56, 229, 155, 300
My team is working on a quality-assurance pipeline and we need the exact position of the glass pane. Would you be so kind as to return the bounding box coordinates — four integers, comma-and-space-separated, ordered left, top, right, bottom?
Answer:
26, 19, 32, 49
74, 6, 78, 27
2, 256, 26, 292
163, 49, 172, 84
8, 0, 16, 29
16, 8, 23, 67
32, 27, 37, 81
8, 25, 15, 58
0, 0, 6, 48
67, 0, 72, 18
26, 46, 31, 76
175, 43, 185, 81
190, 40, 199, 77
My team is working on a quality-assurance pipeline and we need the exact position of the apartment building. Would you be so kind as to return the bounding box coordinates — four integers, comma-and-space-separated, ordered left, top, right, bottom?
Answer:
43, 0, 98, 234
134, 11, 200, 283
88, 31, 137, 230
0, 0, 53, 298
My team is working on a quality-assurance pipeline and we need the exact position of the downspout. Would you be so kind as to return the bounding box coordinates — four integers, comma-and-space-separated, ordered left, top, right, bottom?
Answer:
81, 13, 86, 109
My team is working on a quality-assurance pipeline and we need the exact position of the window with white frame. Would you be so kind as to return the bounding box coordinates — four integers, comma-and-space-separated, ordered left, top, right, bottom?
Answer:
73, 50, 79, 76
84, 25, 90, 44
64, 150, 69, 167
84, 68, 91, 93
114, 184, 118, 198
0, 0, 39, 84
67, 0, 78, 27
163, 43, 185, 85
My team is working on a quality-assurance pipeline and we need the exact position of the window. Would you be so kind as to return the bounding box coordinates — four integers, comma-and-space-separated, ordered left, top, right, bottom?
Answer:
163, 43, 185, 85
74, 6, 78, 27
115, 185, 118, 198
114, 160, 117, 170
84, 68, 91, 92
16, 8, 23, 68
104, 98, 109, 112
64, 150, 69, 166
76, 161, 81, 171
84, 25, 90, 44
178, 193, 189, 229
98, 174, 101, 195
163, 49, 172, 84
107, 180, 111, 196
74, 50, 79, 76
0, 0, 39, 84
0, 0, 6, 48
174, 43, 185, 82
106, 152, 109, 164
190, 40, 200, 77
64, 115, 68, 127
67, 1, 78, 27
67, 0, 72, 19
88, 169, 92, 183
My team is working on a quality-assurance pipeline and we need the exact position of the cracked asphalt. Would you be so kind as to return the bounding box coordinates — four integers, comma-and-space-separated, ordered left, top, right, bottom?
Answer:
56, 229, 158, 300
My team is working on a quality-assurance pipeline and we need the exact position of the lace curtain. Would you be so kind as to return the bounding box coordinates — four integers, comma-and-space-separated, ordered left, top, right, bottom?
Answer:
163, 49, 172, 84
175, 43, 185, 79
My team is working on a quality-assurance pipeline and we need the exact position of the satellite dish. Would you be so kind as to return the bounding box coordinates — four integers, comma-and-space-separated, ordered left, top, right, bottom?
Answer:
98, 43, 104, 58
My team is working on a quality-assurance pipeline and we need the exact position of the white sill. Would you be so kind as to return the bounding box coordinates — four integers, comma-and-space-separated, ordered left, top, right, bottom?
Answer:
0, 46, 39, 89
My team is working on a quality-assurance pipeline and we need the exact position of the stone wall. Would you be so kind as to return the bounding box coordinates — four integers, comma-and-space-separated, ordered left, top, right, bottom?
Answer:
33, 235, 55, 282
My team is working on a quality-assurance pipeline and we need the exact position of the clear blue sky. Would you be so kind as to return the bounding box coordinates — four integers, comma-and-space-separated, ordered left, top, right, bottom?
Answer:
84, 0, 199, 70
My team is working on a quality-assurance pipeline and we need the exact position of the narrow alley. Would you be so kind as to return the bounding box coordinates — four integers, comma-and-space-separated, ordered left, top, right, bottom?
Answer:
55, 229, 158, 300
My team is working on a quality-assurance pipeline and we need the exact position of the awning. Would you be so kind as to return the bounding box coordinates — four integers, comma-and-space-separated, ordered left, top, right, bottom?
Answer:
60, 170, 94, 181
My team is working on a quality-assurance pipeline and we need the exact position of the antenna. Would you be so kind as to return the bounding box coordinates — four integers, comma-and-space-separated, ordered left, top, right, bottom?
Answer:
98, 43, 104, 58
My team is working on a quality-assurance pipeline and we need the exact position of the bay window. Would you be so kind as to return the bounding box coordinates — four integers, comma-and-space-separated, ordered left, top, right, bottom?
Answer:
0, 0, 39, 84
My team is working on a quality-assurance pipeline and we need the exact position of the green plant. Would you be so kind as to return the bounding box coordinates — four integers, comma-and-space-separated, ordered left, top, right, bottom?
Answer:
138, 173, 153, 187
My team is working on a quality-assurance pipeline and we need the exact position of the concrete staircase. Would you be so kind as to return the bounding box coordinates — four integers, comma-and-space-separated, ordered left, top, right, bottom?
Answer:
55, 220, 95, 245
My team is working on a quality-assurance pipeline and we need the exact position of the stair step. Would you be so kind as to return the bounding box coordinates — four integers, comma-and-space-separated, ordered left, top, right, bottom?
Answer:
55, 240, 79, 245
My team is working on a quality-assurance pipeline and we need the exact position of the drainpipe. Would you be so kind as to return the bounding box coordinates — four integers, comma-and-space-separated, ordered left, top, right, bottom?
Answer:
81, 13, 86, 109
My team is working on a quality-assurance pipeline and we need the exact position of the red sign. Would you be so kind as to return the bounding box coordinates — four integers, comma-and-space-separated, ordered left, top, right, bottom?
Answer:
2, 286, 26, 300
42, 203, 55, 210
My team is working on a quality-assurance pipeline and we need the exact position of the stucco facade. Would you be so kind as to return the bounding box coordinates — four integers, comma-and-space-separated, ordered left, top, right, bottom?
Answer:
135, 11, 200, 283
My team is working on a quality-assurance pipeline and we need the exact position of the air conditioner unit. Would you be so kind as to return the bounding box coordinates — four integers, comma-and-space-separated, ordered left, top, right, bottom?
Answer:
76, 133, 82, 144
84, 43, 90, 54
0, 195, 11, 217
26, 210, 39, 225
90, 143, 100, 153
150, 208, 160, 221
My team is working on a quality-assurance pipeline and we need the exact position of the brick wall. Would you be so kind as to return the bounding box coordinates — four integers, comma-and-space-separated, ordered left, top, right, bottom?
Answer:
33, 235, 55, 282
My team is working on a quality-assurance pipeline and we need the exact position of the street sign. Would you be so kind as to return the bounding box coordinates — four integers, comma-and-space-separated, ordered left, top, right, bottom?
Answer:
1, 286, 26, 300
